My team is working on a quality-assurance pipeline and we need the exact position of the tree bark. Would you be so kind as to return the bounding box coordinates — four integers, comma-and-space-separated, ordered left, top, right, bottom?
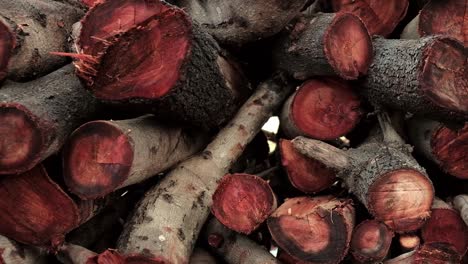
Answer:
63, 115, 208, 199
384, 251, 415, 264
0, 0, 84, 81
453, 194, 468, 226
116, 76, 292, 263
0, 64, 100, 175
0, 235, 46, 264
189, 248, 217, 264
414, 242, 461, 264
350, 220, 394, 263
274, 13, 373, 80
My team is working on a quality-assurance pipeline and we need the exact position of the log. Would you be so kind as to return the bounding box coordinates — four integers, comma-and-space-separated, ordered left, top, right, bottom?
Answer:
189, 248, 217, 264
0, 0, 83, 81
408, 119, 468, 180
63, 115, 207, 199
350, 220, 394, 263
81, 0, 99, 7
384, 251, 416, 264
204, 218, 280, 264
267, 195, 355, 264
414, 242, 461, 264
279, 139, 336, 193
176, 0, 308, 45
292, 114, 434, 232
0, 235, 45, 264
328, 0, 409, 36
75, 0, 249, 129
211, 173, 277, 234
399, 234, 420, 253
360, 36, 467, 122
453, 194, 468, 226
116, 76, 292, 263
0, 65, 99, 175
274, 13, 373, 80
280, 78, 362, 140
57, 243, 98, 264
421, 198, 468, 256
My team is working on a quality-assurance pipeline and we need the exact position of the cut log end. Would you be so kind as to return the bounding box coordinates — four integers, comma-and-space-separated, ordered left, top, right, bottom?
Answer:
414, 242, 461, 264
63, 121, 134, 200
289, 78, 361, 140
350, 220, 393, 263
0, 104, 44, 175
211, 173, 276, 234
87, 10, 191, 101
0, 165, 80, 247
420, 38, 467, 114
0, 20, 14, 81
324, 13, 373, 80
431, 124, 468, 179
268, 196, 354, 264
367, 169, 434, 232
399, 234, 420, 252
279, 139, 336, 193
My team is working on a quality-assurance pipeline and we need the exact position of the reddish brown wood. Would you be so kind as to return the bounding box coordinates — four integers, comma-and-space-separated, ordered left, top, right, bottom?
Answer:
280, 78, 362, 140
268, 196, 355, 264
350, 220, 394, 263
211, 173, 277, 234
274, 13, 372, 80
279, 139, 336, 193
81, 0, 100, 7
399, 234, 421, 253
329, 0, 409, 36
414, 242, 461, 264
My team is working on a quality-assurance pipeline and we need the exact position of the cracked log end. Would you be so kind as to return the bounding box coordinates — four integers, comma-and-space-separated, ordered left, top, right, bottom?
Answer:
0, 104, 47, 175
350, 220, 393, 263
431, 123, 468, 179
279, 139, 336, 193
63, 121, 133, 200
419, 0, 468, 45
0, 20, 14, 81
268, 196, 354, 264
420, 37, 467, 114
84, 7, 190, 101
324, 13, 373, 79
0, 165, 80, 247
414, 242, 461, 264
367, 169, 434, 232
330, 0, 409, 36
285, 78, 361, 140
211, 173, 277, 234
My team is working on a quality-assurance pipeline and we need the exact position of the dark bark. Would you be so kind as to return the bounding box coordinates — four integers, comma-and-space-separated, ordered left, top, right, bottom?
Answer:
350, 220, 393, 263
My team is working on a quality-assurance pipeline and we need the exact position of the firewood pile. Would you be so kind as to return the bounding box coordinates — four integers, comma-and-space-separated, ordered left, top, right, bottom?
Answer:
0, 0, 466, 263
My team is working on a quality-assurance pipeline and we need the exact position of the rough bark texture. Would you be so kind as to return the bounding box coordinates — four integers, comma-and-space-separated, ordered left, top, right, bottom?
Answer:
280, 78, 362, 140
78, 1, 249, 129
268, 196, 355, 264
360, 36, 467, 122
63, 115, 207, 199
176, 0, 307, 45
204, 218, 280, 264
350, 220, 394, 263
0, 0, 84, 81
414, 243, 461, 264
274, 13, 372, 80
408, 118, 468, 180
189, 248, 217, 264
0, 65, 99, 175
116, 76, 292, 263
329, 0, 409, 36
453, 194, 468, 226
0, 235, 45, 264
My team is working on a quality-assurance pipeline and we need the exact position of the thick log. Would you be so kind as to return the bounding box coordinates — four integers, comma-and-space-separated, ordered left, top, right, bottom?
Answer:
204, 218, 280, 264
76, 0, 249, 129
414, 242, 461, 264
274, 13, 372, 80
211, 173, 277, 234
408, 119, 468, 180
0, 235, 45, 264
63, 115, 207, 199
453, 194, 468, 226
177, 0, 307, 45
350, 220, 394, 263
115, 76, 292, 263
399, 234, 420, 253
0, 0, 83, 81
279, 139, 336, 193
421, 198, 468, 256
328, 0, 409, 36
292, 114, 434, 232
268, 195, 355, 264
0, 65, 99, 175
360, 36, 467, 122
384, 251, 416, 264
280, 78, 362, 140
189, 248, 217, 264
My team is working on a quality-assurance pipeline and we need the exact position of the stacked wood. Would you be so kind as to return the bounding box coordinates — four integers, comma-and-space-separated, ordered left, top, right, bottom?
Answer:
399, 234, 421, 253
0, 235, 45, 264
0, 65, 100, 175
414, 242, 461, 264
453, 195, 468, 226
0, 0, 84, 81
211, 173, 277, 234
350, 220, 394, 263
